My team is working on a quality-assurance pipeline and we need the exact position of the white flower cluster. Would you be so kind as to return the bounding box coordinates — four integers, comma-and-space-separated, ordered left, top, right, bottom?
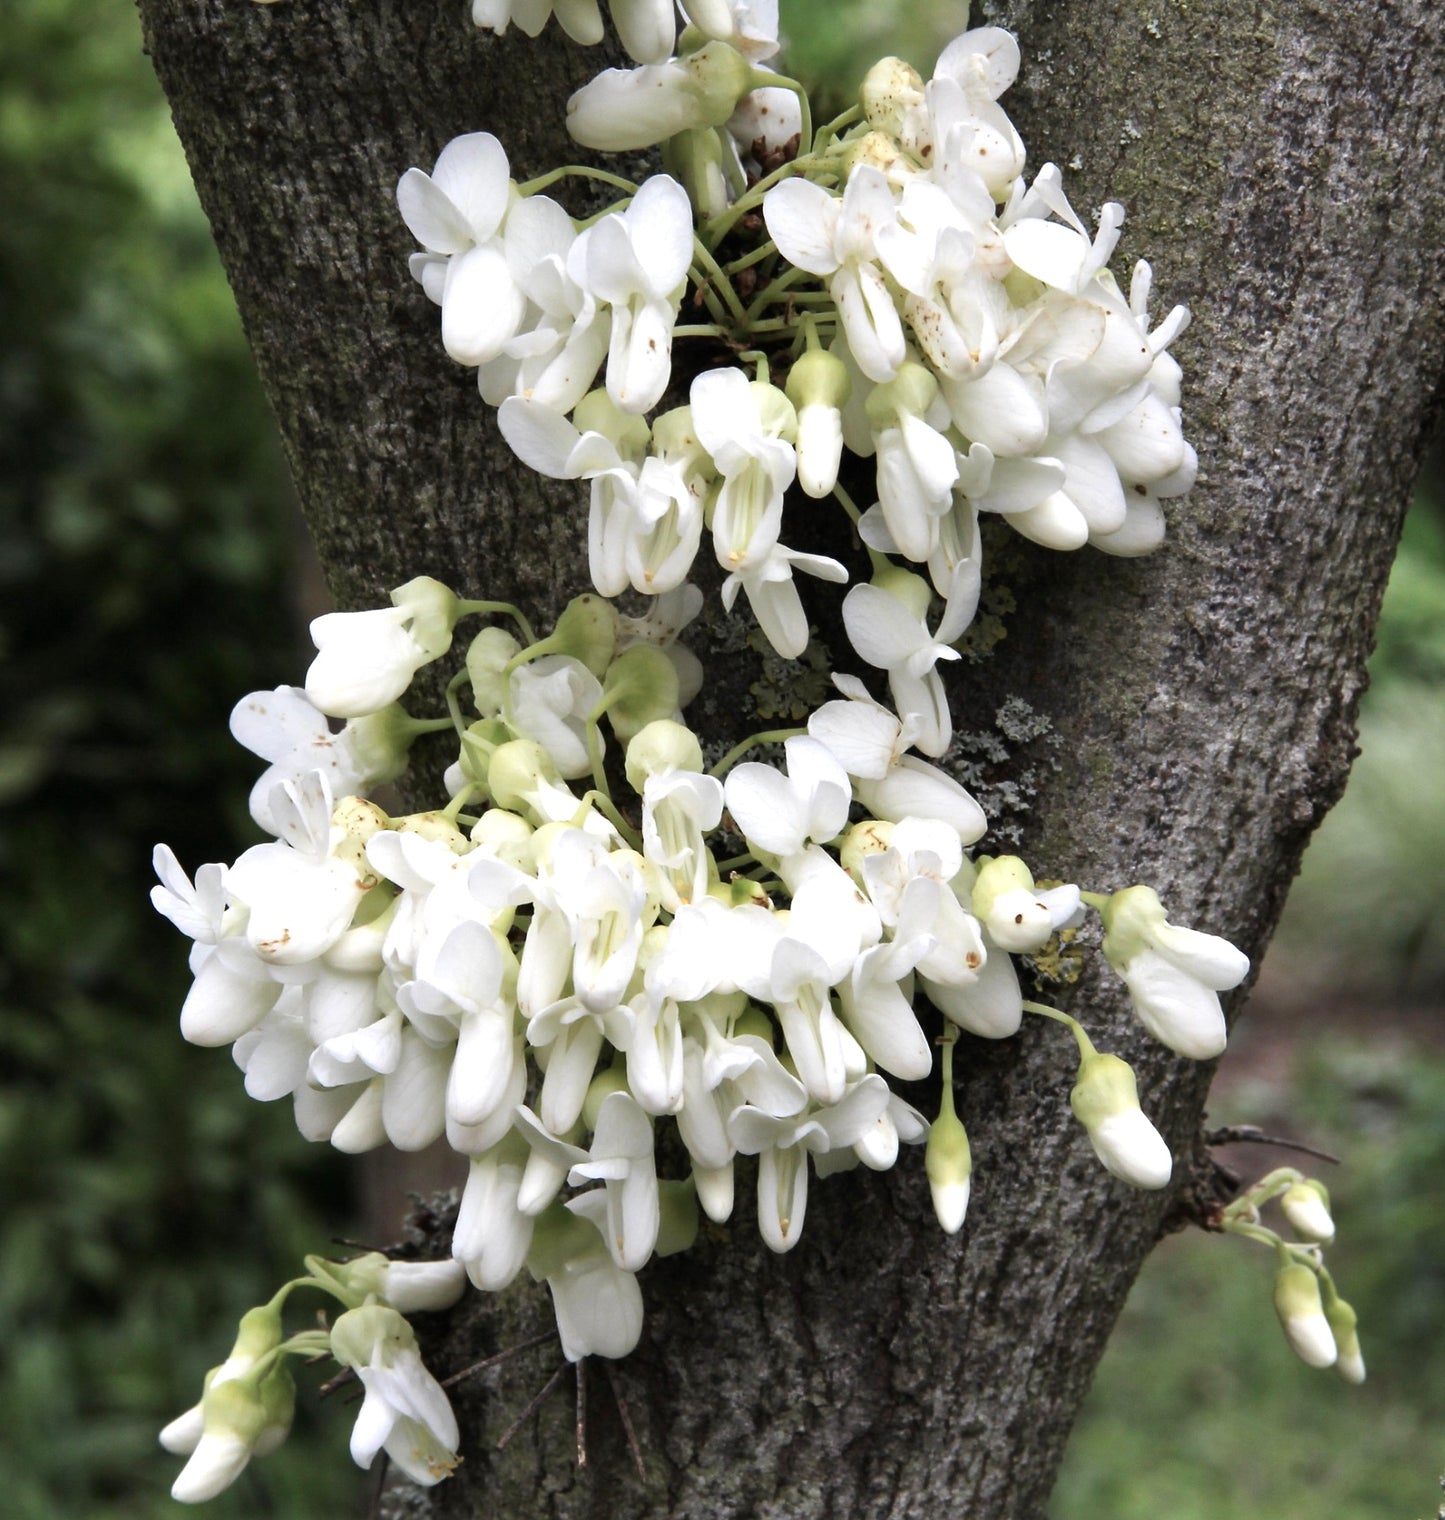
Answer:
399, 22, 1195, 757
161, 7, 1272, 1503
155, 580, 1249, 1411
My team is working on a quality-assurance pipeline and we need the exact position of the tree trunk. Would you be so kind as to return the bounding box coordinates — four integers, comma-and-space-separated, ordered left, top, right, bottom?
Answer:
136, 1, 1445, 1515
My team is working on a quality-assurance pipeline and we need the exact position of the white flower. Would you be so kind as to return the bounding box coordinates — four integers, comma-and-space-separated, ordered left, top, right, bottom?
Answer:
529, 1202, 645, 1361
397, 133, 526, 366
1100, 886, 1249, 1060
472, 0, 603, 45
225, 773, 372, 967
806, 675, 987, 842
585, 176, 695, 413
329, 1305, 460, 1486
724, 735, 852, 864
841, 565, 976, 758
728, 1074, 891, 1252
454, 1136, 534, 1290
764, 166, 906, 383
566, 41, 756, 152
566, 1090, 660, 1271
305, 578, 459, 720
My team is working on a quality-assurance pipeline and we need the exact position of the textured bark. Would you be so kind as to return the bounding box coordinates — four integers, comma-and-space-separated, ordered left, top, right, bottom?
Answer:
137, 1, 1445, 1517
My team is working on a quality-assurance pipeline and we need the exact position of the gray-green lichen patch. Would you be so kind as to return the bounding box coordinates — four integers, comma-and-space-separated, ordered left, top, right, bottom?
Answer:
948, 696, 1062, 849
746, 626, 834, 722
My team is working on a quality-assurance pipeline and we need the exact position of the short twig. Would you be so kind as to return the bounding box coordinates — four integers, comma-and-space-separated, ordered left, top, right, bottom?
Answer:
1204, 1124, 1341, 1166
317, 1365, 357, 1400
575, 1358, 588, 1469
495, 1362, 569, 1452
441, 1331, 556, 1389
604, 1361, 647, 1484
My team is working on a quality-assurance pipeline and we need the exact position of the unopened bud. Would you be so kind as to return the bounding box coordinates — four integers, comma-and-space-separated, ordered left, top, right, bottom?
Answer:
1280, 1179, 1335, 1243
625, 718, 705, 792
1323, 1291, 1365, 1384
925, 1104, 973, 1234
602, 645, 682, 741
1273, 1261, 1336, 1369
1070, 1051, 1172, 1190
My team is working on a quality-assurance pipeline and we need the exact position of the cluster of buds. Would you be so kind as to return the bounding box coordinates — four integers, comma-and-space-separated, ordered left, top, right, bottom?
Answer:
161, 1254, 466, 1501
1220, 1168, 1365, 1383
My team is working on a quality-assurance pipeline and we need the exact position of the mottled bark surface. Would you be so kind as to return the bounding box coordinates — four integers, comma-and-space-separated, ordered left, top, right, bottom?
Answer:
137, 0, 1445, 1515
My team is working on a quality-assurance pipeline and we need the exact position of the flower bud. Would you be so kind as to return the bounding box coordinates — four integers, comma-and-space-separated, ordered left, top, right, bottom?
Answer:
583, 1065, 631, 1130
925, 1104, 973, 1234
861, 56, 926, 136
662, 125, 733, 221
1280, 1179, 1335, 1243
786, 347, 851, 497
1069, 1051, 1172, 1190
601, 645, 682, 741
551, 593, 620, 679
839, 817, 894, 880
466, 626, 522, 716
1273, 1261, 1337, 1368
864, 360, 939, 431
655, 1178, 701, 1255
487, 739, 561, 815
1323, 1291, 1366, 1384
972, 855, 1081, 953
625, 718, 706, 791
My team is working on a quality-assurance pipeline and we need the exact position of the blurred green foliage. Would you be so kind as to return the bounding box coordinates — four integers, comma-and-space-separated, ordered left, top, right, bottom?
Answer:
1273, 498, 1445, 994
0, 1, 357, 1514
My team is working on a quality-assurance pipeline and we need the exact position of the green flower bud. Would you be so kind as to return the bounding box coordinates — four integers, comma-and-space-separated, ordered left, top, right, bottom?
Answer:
583, 1066, 631, 1131
1322, 1291, 1365, 1384
341, 704, 420, 786
1098, 884, 1168, 967
525, 1204, 597, 1283
469, 806, 534, 869
1280, 1178, 1335, 1243
573, 389, 652, 460
662, 125, 733, 220
391, 576, 461, 661
1070, 1052, 1172, 1190
865, 361, 939, 429
551, 594, 620, 679
840, 128, 909, 178
330, 1302, 414, 1370
731, 1004, 775, 1045
1273, 1261, 1336, 1369
466, 626, 522, 716
601, 645, 681, 742
925, 1104, 973, 1234
625, 718, 706, 792
871, 562, 933, 621
681, 40, 759, 128
487, 739, 561, 815
655, 1179, 701, 1257
391, 811, 469, 852
786, 346, 852, 413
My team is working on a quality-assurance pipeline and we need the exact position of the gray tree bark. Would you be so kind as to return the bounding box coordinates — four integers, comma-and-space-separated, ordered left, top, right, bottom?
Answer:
137, 0, 1445, 1516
